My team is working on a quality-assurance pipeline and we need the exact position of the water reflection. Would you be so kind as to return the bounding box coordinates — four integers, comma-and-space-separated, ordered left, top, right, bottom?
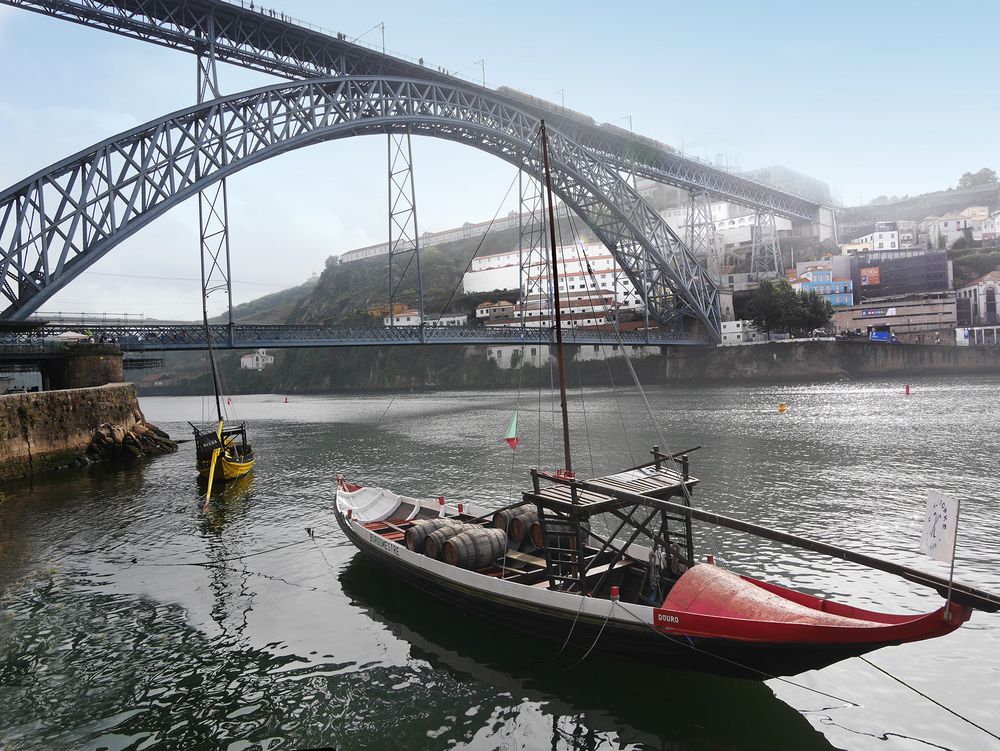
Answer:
338, 554, 835, 750
199, 474, 259, 646
3, 378, 999, 750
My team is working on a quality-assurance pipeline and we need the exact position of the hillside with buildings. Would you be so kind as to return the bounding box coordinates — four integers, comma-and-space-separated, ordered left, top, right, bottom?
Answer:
139, 166, 1000, 394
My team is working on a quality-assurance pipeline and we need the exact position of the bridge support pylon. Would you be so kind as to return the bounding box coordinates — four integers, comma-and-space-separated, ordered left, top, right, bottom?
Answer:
750, 209, 783, 280
195, 18, 234, 335
387, 129, 424, 329
685, 191, 721, 282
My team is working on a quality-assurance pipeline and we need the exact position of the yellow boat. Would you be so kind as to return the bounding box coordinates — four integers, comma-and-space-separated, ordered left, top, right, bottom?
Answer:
192, 293, 256, 503
192, 420, 255, 500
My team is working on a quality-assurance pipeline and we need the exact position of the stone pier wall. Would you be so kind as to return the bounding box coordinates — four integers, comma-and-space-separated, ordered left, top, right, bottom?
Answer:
663, 341, 1000, 384
0, 383, 171, 483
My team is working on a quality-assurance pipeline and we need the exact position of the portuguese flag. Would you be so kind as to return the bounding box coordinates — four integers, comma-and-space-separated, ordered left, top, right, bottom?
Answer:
504, 411, 519, 450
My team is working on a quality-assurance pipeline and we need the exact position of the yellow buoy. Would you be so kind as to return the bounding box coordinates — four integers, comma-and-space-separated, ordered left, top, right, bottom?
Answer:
778, 402, 787, 414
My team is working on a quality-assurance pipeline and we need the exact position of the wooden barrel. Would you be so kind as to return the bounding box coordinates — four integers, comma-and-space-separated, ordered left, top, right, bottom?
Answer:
405, 518, 461, 553
423, 524, 467, 560
510, 508, 539, 543
492, 507, 527, 531
444, 528, 507, 570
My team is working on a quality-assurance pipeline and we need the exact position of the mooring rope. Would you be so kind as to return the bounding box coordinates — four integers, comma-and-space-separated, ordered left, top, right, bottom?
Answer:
859, 655, 1000, 743
611, 601, 859, 707
561, 597, 616, 670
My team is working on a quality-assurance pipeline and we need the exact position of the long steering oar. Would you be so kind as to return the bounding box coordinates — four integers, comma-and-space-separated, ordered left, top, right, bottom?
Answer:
204, 448, 220, 509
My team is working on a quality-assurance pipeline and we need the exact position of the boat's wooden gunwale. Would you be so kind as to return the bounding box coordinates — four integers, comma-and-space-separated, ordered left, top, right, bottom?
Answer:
340, 496, 649, 625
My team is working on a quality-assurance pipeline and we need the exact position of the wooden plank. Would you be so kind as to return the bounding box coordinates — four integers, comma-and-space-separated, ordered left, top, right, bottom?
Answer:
504, 550, 547, 567
583, 559, 634, 578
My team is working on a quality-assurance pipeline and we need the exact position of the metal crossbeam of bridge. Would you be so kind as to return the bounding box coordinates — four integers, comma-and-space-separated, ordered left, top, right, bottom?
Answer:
5, 324, 711, 351
2, 0, 821, 221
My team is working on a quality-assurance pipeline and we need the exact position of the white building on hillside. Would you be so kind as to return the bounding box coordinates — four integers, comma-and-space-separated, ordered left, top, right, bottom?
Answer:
483, 288, 632, 331
720, 320, 766, 346
463, 242, 648, 312
425, 313, 468, 326
382, 309, 422, 326
240, 348, 275, 371
658, 202, 793, 250
973, 210, 1000, 242
921, 207, 989, 249
852, 226, 899, 252
485, 342, 658, 370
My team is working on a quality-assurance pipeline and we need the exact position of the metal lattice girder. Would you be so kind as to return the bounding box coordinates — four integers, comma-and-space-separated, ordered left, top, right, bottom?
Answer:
196, 22, 235, 327
0, 76, 721, 339
685, 191, 720, 281
2, 322, 711, 350
517, 168, 549, 327
750, 209, 783, 280
1, 0, 821, 222
386, 130, 423, 324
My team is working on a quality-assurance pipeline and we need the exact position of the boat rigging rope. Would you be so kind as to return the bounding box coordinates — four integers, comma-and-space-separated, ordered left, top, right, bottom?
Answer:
554, 203, 597, 476
433, 131, 541, 322
858, 656, 1000, 743
566, 224, 728, 562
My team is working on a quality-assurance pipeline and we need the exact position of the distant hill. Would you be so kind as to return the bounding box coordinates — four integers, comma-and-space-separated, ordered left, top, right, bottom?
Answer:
143, 222, 570, 394
838, 184, 1000, 239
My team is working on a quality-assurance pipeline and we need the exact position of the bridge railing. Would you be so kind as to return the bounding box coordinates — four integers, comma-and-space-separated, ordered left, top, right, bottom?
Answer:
1, 323, 712, 349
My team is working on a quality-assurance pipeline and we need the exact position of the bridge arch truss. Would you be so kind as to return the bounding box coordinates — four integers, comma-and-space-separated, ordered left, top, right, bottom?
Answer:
0, 76, 721, 338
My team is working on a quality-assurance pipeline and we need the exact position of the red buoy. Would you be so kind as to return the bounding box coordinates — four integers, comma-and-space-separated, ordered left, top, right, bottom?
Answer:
905, 384, 910, 397
610, 585, 620, 602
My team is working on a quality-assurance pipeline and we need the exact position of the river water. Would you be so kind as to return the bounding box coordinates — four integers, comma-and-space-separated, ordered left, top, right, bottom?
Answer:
1, 376, 999, 750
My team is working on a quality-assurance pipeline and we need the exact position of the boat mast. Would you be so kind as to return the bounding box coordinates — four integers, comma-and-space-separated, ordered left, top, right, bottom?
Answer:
539, 121, 572, 476
200, 249, 224, 424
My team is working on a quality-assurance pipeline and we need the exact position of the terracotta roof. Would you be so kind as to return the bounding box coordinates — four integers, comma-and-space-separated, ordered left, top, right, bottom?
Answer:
962, 270, 1000, 288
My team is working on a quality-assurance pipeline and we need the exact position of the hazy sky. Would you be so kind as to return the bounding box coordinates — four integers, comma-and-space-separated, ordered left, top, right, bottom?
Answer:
1, 0, 997, 319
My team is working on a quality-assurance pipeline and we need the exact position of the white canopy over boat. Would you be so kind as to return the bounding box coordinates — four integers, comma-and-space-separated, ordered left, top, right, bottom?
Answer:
336, 484, 422, 523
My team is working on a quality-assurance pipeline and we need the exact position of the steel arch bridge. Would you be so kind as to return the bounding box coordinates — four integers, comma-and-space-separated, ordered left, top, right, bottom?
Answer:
2, 0, 820, 221
0, 76, 722, 338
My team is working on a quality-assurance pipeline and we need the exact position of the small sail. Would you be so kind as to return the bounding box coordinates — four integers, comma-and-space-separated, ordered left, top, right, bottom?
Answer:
920, 490, 959, 563
504, 411, 519, 450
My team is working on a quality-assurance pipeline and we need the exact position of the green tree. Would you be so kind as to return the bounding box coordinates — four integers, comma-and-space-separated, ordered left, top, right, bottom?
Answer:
957, 168, 998, 190
799, 290, 834, 333
743, 278, 799, 333
744, 279, 835, 334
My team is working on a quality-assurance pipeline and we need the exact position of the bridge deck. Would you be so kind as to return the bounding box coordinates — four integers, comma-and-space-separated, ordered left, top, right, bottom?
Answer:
0, 324, 711, 351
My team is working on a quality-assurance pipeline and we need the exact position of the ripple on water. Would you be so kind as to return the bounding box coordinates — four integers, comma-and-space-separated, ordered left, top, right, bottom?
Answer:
2, 378, 999, 750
